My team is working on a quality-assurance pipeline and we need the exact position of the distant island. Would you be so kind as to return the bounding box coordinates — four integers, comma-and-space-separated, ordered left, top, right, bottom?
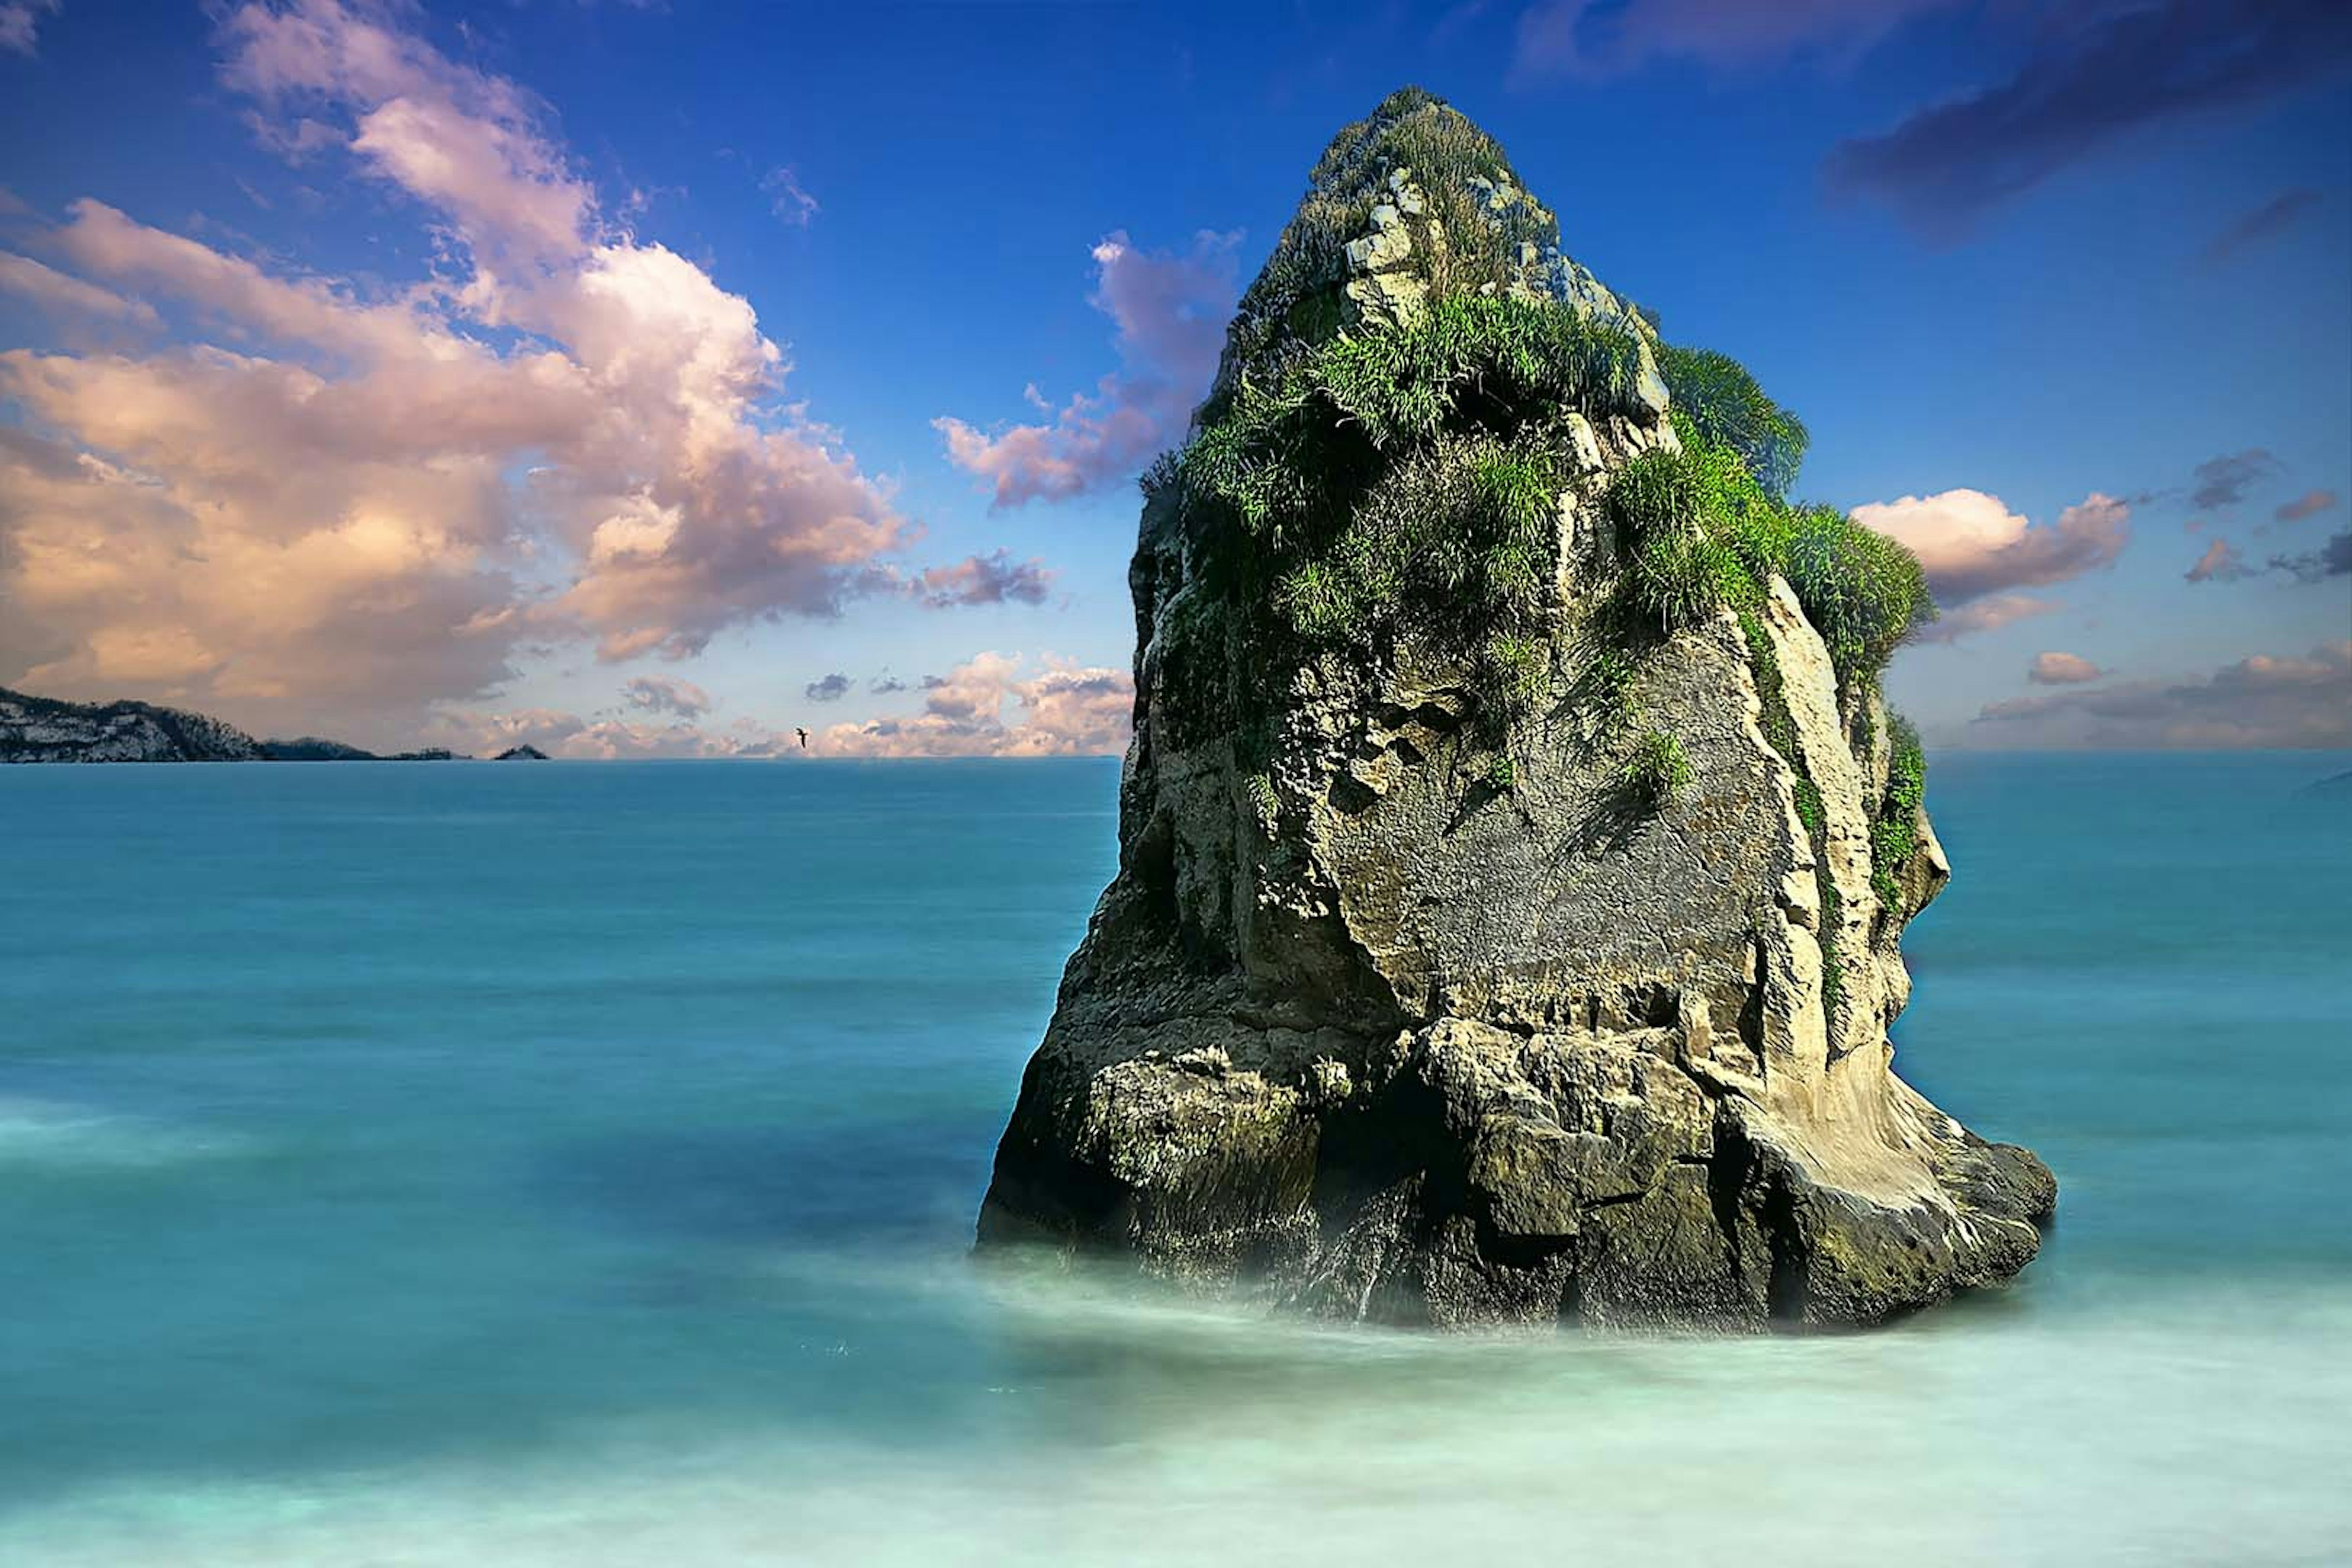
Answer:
495, 744, 549, 761
1, 685, 474, 764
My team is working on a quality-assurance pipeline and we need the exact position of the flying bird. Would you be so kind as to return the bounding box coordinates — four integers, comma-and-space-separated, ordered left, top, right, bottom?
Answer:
796, 727, 809, 751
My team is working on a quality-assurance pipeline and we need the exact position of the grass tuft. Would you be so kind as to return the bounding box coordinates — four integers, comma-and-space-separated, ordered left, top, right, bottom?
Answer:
1622, 728, 1691, 807
1657, 344, 1809, 496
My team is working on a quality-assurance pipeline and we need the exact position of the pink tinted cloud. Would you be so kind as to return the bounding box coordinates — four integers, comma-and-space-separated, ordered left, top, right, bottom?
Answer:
2027, 651, 2103, 685
0, 1, 1016, 739
917, 549, 1055, 608
0, 251, 158, 326
1853, 488, 2130, 608
2184, 538, 2252, 582
2275, 488, 2337, 522
1973, 640, 2351, 749
935, 228, 1238, 507
1908, 590, 2062, 644
821, 651, 1133, 757
425, 705, 797, 760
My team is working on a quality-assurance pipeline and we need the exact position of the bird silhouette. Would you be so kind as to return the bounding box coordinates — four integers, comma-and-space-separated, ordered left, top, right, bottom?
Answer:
796, 727, 809, 751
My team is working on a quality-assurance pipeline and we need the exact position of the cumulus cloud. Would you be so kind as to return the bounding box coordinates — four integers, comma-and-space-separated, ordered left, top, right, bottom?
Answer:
803, 671, 851, 703
622, 674, 710, 717
916, 548, 1055, 608
1511, 0, 1955, 80
2188, 449, 2282, 511
820, 650, 1132, 756
1825, 1, 2352, 239
2029, 651, 2103, 685
0, 0, 60, 56
1852, 489, 2128, 611
935, 228, 1238, 507
869, 674, 910, 694
2203, 187, 2323, 266
2275, 489, 2337, 523
0, 0, 1011, 740
1972, 640, 2351, 749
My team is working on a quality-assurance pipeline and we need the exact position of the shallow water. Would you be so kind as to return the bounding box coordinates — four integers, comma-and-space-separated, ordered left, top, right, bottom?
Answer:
4, 753, 2348, 1564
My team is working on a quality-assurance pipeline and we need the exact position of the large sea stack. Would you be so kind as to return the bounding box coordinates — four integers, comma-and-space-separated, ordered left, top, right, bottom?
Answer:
978, 90, 2054, 1329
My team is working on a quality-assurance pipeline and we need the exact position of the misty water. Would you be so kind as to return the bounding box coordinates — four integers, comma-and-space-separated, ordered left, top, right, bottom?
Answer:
4, 755, 2348, 1564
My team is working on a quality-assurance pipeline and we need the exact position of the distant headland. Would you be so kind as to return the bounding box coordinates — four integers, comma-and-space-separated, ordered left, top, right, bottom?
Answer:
0, 686, 478, 764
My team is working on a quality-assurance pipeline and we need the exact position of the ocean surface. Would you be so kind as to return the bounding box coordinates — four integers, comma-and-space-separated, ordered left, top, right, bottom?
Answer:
4, 753, 2348, 1566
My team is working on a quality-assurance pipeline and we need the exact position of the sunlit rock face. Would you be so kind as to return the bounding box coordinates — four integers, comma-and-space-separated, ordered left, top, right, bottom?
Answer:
977, 90, 2052, 1330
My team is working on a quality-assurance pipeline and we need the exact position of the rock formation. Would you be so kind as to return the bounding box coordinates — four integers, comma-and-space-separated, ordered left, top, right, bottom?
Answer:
977, 89, 2054, 1329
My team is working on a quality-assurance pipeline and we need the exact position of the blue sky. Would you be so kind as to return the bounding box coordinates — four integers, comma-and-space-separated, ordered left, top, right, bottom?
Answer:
1, 0, 2346, 754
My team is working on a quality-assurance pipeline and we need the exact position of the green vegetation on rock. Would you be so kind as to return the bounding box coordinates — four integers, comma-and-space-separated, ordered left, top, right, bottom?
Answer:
1180, 293, 1646, 636
1225, 86, 1572, 381
1621, 728, 1691, 806
1602, 411, 1934, 694
1146, 85, 1937, 900
1656, 344, 1809, 497
982, 88, 2053, 1336
1869, 714, 1928, 916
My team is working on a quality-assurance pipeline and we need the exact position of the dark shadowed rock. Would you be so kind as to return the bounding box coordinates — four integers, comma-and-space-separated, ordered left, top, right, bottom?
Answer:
976, 89, 2052, 1330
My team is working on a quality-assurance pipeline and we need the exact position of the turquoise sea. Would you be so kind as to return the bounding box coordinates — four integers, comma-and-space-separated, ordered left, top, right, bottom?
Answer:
4, 753, 2348, 1565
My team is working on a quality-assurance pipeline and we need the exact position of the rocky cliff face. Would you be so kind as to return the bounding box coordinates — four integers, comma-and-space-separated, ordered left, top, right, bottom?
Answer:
0, 687, 266, 763
977, 90, 2054, 1329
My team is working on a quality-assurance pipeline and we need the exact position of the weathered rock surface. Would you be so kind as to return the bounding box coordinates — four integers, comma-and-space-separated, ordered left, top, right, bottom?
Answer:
977, 92, 2053, 1330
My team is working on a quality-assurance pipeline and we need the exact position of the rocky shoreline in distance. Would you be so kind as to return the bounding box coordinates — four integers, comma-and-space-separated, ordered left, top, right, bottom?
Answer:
0, 686, 500, 764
